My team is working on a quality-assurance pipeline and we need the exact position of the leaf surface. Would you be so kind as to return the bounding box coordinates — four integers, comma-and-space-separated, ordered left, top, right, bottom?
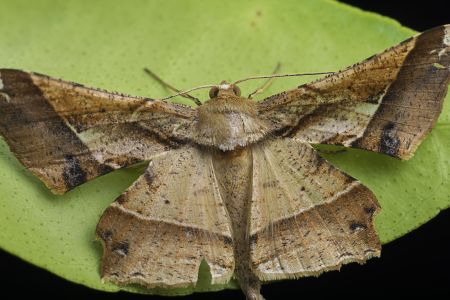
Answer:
0, 0, 448, 295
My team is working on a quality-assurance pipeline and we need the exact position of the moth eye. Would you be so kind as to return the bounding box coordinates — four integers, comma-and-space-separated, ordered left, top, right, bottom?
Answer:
233, 85, 241, 96
209, 86, 219, 99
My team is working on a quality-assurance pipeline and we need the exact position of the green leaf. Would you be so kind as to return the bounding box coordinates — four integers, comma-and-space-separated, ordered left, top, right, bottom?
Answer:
0, 0, 448, 295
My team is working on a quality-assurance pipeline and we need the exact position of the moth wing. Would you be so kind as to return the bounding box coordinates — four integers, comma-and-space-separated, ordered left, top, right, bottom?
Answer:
250, 138, 380, 280
258, 25, 450, 159
96, 146, 234, 288
0, 69, 195, 194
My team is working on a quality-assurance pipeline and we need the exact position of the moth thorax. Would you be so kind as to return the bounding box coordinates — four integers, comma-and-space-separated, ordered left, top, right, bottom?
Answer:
194, 97, 269, 151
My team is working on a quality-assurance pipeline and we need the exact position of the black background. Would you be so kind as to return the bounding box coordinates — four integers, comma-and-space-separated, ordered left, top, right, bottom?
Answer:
1, 1, 449, 298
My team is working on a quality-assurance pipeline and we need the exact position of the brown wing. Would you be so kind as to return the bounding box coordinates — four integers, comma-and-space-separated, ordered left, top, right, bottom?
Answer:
250, 138, 380, 280
96, 146, 234, 288
258, 25, 450, 159
0, 69, 195, 194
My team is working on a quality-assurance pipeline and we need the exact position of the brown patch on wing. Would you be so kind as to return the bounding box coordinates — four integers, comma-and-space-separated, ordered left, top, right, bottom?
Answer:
96, 146, 234, 288
259, 25, 450, 159
0, 70, 107, 193
250, 138, 380, 280
0, 69, 196, 194
352, 25, 450, 159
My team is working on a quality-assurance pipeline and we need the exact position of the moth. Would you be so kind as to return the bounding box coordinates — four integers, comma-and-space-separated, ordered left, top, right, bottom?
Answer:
0, 25, 449, 300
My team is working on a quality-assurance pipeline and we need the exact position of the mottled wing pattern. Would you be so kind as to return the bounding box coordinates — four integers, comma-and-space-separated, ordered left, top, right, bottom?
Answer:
250, 138, 380, 280
0, 69, 195, 194
96, 146, 234, 288
258, 25, 450, 159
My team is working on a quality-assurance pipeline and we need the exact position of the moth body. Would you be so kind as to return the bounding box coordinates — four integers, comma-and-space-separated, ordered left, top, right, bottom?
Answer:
194, 83, 269, 151
212, 147, 261, 299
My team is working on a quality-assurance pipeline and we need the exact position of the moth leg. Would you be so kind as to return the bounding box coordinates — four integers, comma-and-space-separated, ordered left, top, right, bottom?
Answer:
143, 67, 202, 105
247, 62, 281, 99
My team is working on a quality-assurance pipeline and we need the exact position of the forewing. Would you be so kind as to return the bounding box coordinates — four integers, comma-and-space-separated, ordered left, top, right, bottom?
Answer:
258, 25, 450, 159
96, 146, 234, 288
0, 69, 195, 194
250, 138, 380, 280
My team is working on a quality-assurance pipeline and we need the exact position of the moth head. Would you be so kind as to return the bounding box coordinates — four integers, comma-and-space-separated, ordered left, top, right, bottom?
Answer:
209, 81, 241, 99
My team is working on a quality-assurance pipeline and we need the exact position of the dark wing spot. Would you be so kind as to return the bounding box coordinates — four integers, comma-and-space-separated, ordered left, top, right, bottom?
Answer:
349, 222, 368, 232
99, 230, 113, 241
63, 155, 87, 189
249, 234, 258, 244
223, 236, 233, 246
112, 241, 129, 256
131, 272, 145, 277
339, 252, 354, 258
364, 206, 377, 216
379, 122, 400, 157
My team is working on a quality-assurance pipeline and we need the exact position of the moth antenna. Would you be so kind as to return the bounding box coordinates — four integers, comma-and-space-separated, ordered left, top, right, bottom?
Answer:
157, 85, 218, 102
144, 67, 203, 106
248, 62, 282, 99
234, 70, 335, 85
156, 69, 335, 102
